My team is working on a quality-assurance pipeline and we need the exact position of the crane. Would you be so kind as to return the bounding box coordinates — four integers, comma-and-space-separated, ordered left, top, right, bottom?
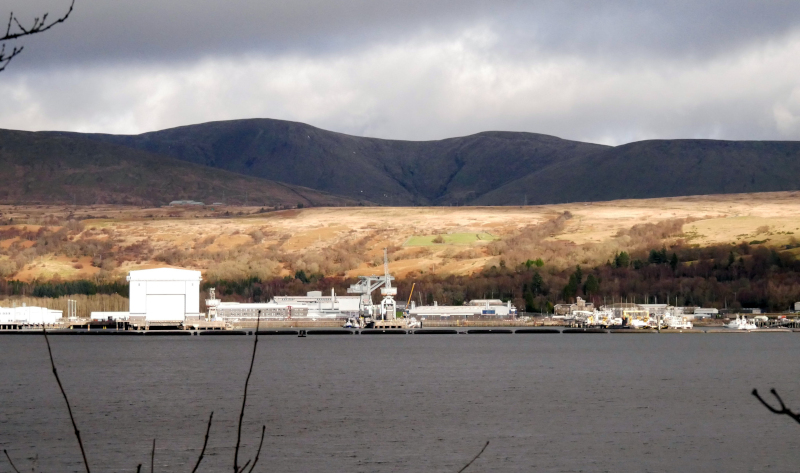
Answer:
405, 282, 416, 315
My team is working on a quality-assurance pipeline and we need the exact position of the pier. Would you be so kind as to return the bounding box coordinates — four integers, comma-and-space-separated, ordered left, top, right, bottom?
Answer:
2, 327, 799, 336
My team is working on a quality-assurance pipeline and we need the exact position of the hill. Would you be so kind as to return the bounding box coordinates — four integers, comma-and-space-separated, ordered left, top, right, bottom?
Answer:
0, 129, 361, 207
8, 118, 797, 206
475, 140, 800, 205
63, 119, 608, 205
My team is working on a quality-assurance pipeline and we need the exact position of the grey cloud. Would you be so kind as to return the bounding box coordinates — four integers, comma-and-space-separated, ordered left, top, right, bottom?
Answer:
7, 0, 800, 70
3, 1, 800, 145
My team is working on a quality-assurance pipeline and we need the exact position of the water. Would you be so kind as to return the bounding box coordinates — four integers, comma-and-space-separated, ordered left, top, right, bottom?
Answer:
1, 333, 800, 472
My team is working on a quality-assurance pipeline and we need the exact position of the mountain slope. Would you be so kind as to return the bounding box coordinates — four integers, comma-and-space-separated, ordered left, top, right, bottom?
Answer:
68, 119, 609, 205
475, 139, 800, 205
24, 118, 800, 206
0, 129, 361, 206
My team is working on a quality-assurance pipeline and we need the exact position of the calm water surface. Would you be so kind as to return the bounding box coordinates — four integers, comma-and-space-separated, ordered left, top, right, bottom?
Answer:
1, 333, 800, 472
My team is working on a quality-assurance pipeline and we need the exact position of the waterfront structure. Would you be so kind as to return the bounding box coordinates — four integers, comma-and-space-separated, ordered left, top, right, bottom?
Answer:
554, 297, 595, 316
127, 268, 202, 327
0, 304, 62, 327
273, 290, 360, 316
693, 308, 719, 318
408, 299, 517, 319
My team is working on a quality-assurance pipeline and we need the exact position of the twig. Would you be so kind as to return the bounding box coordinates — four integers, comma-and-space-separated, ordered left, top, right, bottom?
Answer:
1, 0, 75, 41
237, 459, 251, 473
43, 328, 90, 472
150, 439, 155, 473
3, 449, 20, 473
136, 465, 141, 473
190, 412, 214, 473
0, 0, 74, 71
233, 311, 261, 472
752, 388, 800, 424
246, 426, 266, 473
0, 43, 23, 73
457, 441, 489, 473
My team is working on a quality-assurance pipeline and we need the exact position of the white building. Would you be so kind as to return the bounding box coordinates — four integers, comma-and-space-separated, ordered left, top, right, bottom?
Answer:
0, 305, 62, 326
273, 290, 361, 315
409, 299, 517, 319
127, 268, 202, 325
213, 302, 309, 322
693, 308, 719, 319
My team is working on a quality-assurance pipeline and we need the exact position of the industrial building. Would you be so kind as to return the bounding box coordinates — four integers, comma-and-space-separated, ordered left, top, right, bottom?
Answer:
204, 289, 357, 325
0, 305, 63, 328
125, 268, 202, 328
408, 299, 517, 320
274, 290, 360, 316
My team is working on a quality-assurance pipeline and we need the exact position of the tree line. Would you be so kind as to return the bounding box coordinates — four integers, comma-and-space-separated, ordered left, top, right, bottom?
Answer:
4, 241, 800, 313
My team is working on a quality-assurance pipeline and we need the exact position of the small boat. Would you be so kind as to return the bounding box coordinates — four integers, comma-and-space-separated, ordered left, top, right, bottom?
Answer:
724, 315, 757, 330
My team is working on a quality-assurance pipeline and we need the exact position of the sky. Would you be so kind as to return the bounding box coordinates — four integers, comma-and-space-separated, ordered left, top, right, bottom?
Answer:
2, 0, 800, 145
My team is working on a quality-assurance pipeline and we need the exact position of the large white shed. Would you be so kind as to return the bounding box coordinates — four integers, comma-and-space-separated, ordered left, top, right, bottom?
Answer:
127, 268, 202, 323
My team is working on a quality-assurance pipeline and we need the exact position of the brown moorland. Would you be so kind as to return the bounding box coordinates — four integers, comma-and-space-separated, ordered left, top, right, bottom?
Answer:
1, 191, 800, 282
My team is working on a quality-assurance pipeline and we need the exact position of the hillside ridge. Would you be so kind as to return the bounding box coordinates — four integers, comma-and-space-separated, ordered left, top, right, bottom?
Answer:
4, 118, 799, 205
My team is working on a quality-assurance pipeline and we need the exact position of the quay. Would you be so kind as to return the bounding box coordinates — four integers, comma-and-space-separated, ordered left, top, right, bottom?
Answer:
2, 327, 799, 336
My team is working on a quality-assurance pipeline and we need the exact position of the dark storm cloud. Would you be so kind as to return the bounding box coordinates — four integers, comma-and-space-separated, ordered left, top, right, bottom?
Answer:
9, 0, 800, 68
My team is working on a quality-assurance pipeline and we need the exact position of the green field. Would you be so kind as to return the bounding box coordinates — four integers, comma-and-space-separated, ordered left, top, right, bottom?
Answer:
404, 232, 498, 246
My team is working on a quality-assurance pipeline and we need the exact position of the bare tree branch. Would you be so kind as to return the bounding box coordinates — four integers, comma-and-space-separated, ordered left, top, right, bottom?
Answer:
0, 0, 75, 72
136, 464, 141, 473
245, 425, 266, 473
1, 0, 75, 41
752, 388, 800, 424
190, 412, 214, 473
237, 459, 251, 473
43, 328, 91, 473
0, 43, 23, 72
3, 449, 21, 473
150, 439, 155, 473
234, 311, 261, 472
457, 441, 489, 473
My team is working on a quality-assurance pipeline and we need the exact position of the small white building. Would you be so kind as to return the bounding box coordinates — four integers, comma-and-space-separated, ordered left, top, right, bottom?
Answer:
127, 268, 202, 324
693, 308, 719, 319
0, 305, 62, 326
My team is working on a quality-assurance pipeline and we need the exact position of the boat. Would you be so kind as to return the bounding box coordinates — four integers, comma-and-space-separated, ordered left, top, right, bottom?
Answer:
724, 315, 757, 330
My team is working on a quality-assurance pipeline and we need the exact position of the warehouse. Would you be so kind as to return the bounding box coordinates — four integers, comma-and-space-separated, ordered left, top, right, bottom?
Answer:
127, 268, 202, 328
0, 304, 63, 328
408, 299, 517, 320
273, 290, 360, 316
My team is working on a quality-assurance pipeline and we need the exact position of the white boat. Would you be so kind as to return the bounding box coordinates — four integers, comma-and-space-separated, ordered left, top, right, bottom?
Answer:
724, 315, 757, 330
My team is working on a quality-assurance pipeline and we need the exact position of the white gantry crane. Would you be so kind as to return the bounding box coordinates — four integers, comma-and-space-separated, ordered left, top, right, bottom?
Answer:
346, 248, 397, 321
379, 248, 397, 320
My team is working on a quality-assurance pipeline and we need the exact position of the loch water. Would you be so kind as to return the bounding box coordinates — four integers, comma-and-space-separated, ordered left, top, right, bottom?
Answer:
1, 333, 800, 472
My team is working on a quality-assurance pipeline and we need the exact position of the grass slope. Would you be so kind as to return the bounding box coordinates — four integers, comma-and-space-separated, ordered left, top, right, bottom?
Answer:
405, 233, 497, 246
0, 129, 361, 207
